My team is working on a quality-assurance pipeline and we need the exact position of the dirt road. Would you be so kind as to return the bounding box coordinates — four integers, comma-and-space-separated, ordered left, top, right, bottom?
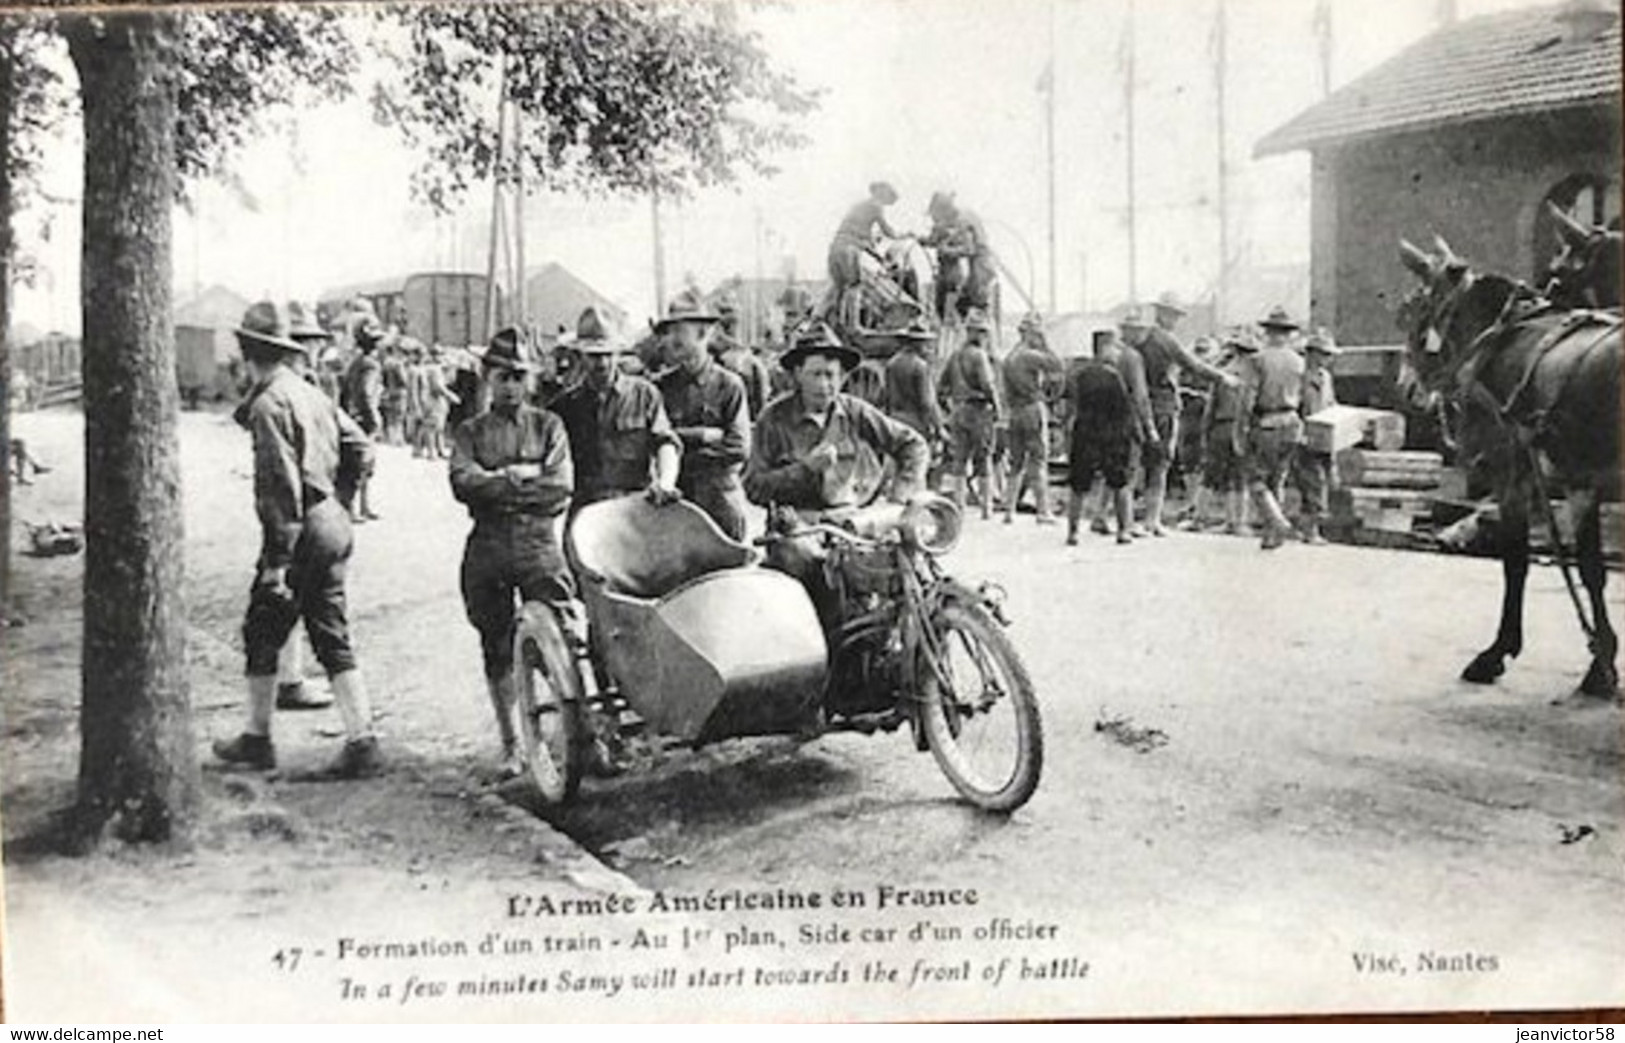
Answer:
3, 408, 1621, 1021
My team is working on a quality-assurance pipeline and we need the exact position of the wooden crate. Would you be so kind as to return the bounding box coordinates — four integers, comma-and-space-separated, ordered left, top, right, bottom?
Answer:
1304, 406, 1407, 455
1331, 486, 1434, 534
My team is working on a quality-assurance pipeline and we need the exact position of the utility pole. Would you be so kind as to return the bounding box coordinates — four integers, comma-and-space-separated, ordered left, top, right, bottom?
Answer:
484, 58, 509, 338
1123, 0, 1139, 303
1045, 0, 1058, 314
1215, 0, 1229, 326
1313, 0, 1334, 97
651, 188, 667, 316
513, 98, 527, 329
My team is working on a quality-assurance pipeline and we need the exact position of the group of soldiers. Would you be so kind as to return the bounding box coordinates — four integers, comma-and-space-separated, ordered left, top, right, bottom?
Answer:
208, 233, 1342, 779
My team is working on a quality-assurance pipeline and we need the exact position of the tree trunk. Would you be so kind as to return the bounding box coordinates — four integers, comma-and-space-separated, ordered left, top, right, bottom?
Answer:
66, 11, 197, 845
1, 22, 18, 622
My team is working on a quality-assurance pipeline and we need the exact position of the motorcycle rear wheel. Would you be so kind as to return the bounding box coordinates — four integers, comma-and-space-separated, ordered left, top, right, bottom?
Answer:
920, 601, 1043, 812
513, 602, 586, 806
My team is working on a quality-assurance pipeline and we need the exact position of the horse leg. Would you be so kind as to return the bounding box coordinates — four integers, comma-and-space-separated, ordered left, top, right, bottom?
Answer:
1463, 490, 1529, 683
1571, 489, 1619, 698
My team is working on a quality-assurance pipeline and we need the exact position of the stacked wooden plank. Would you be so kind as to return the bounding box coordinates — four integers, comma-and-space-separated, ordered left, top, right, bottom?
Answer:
1329, 449, 1445, 539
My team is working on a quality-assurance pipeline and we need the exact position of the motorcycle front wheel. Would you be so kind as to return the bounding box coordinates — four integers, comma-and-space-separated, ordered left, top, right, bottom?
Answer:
513, 602, 586, 806
919, 601, 1043, 812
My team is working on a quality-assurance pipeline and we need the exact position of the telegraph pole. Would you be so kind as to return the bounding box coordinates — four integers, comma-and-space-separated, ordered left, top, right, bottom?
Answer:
1124, 0, 1139, 303
1215, 0, 1229, 325
651, 188, 668, 316
484, 58, 509, 337
1046, 0, 1058, 314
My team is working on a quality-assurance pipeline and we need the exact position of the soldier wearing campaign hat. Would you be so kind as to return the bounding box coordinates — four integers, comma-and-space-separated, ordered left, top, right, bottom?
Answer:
939, 307, 1004, 519
550, 306, 682, 517
1001, 312, 1065, 526
448, 324, 578, 778
657, 291, 753, 540
1292, 328, 1341, 545
213, 301, 383, 780
1238, 306, 1307, 550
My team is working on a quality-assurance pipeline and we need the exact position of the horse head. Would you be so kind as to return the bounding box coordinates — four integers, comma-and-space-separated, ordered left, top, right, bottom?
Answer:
1396, 237, 1474, 400
1542, 202, 1623, 309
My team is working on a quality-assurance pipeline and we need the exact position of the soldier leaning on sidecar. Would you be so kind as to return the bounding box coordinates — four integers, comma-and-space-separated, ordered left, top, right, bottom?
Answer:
743, 321, 930, 631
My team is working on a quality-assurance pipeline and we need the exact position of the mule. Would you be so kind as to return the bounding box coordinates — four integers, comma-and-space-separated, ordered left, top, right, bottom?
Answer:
1397, 236, 1621, 700
1544, 202, 1622, 311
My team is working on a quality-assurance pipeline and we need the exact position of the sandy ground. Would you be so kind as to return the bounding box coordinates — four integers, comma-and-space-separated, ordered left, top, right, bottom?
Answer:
2, 406, 1622, 1022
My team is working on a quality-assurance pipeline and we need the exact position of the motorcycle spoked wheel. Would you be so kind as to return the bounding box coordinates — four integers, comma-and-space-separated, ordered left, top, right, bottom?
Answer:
512, 603, 587, 806
919, 601, 1043, 813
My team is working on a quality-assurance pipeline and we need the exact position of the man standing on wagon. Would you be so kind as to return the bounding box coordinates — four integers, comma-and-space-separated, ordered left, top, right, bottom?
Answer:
449, 327, 577, 778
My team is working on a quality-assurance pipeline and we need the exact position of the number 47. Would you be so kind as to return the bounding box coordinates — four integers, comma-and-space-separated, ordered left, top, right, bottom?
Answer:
272, 947, 303, 972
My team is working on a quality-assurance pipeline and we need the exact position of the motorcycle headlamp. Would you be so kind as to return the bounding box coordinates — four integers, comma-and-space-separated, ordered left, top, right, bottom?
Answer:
899, 493, 962, 555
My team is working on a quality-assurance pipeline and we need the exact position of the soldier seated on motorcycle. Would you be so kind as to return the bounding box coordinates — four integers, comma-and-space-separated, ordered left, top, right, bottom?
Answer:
743, 321, 930, 633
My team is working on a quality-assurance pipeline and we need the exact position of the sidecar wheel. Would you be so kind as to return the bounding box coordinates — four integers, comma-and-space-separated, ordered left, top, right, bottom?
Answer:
513, 603, 586, 806
920, 601, 1043, 813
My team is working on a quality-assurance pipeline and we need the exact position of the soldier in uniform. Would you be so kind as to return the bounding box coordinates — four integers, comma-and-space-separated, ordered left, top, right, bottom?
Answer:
1238, 306, 1307, 550
940, 309, 1004, 519
655, 293, 752, 540
1293, 328, 1340, 544
212, 301, 383, 779
1001, 313, 1066, 525
1181, 328, 1256, 535
1067, 327, 1156, 546
744, 322, 930, 635
828, 182, 903, 328
341, 319, 385, 521
1130, 293, 1239, 536
712, 292, 774, 421
881, 317, 945, 483
923, 192, 996, 319
549, 307, 682, 519
448, 327, 576, 777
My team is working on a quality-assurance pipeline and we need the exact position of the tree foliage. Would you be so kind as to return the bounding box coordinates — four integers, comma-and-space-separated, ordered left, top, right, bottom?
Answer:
370, 0, 820, 211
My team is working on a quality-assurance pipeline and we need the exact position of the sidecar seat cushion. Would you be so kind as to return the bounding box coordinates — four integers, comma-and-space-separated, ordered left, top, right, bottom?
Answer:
570, 495, 753, 600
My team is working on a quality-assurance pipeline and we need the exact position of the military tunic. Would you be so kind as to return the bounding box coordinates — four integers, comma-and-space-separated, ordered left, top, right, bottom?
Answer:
450, 404, 576, 679
659, 359, 752, 539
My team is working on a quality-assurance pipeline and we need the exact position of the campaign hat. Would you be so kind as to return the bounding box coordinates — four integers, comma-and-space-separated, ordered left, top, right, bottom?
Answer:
654, 289, 723, 332
236, 301, 310, 355
1260, 306, 1301, 332
779, 321, 861, 371
568, 307, 625, 356
1153, 291, 1187, 316
1304, 328, 1340, 355
484, 326, 536, 371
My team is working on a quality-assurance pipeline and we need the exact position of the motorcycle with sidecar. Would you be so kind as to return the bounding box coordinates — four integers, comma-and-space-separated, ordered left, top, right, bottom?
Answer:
509, 492, 1043, 812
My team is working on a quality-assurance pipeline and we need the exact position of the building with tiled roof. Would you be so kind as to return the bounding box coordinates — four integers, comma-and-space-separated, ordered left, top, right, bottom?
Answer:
1256, 0, 1620, 345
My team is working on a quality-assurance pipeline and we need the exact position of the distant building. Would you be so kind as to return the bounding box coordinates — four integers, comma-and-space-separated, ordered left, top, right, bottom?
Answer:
1256, 0, 1621, 345
522, 263, 626, 342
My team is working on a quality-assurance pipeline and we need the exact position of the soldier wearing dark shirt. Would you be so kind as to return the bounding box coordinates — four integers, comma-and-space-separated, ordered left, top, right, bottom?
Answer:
1240, 307, 1307, 550
449, 328, 576, 775
882, 318, 945, 454
1066, 328, 1156, 546
656, 292, 752, 540
213, 301, 382, 780
550, 307, 682, 517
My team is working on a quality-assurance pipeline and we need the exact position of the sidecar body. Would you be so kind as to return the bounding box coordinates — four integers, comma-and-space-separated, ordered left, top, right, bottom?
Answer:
568, 496, 827, 745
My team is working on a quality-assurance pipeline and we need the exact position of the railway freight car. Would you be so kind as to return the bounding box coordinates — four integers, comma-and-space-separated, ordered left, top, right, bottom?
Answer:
320, 272, 505, 349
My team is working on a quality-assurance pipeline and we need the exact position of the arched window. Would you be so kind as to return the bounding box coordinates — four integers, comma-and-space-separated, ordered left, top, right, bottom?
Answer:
1533, 173, 1621, 280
